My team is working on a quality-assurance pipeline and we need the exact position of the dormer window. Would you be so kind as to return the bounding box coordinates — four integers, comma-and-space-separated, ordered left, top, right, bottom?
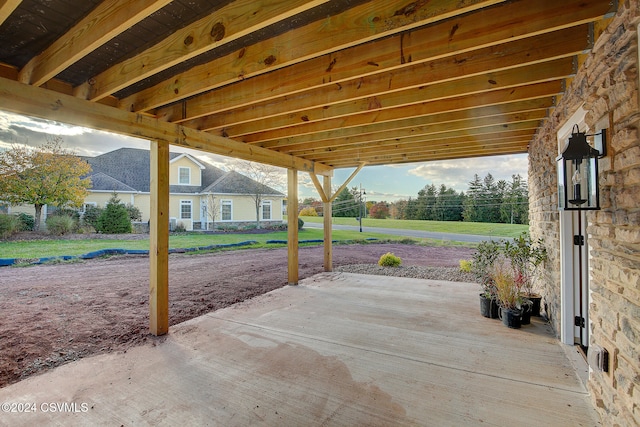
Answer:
178, 167, 190, 185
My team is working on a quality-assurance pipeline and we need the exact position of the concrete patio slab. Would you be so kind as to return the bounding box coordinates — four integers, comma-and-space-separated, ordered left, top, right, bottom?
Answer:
0, 273, 600, 426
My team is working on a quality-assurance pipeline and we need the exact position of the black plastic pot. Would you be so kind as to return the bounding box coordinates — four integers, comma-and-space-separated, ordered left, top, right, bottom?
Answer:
499, 307, 522, 329
520, 304, 531, 325
529, 295, 542, 317
479, 294, 499, 318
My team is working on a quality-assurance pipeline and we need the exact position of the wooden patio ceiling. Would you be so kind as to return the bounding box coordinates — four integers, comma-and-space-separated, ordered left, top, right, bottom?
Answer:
0, 0, 617, 173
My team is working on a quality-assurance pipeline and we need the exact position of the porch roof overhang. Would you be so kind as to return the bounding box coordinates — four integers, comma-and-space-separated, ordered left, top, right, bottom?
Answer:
0, 0, 619, 336
0, 0, 617, 173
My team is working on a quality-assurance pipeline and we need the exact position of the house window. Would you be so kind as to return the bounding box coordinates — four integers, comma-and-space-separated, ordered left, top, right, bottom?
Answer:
178, 167, 191, 185
262, 200, 272, 220
221, 200, 232, 221
180, 200, 192, 219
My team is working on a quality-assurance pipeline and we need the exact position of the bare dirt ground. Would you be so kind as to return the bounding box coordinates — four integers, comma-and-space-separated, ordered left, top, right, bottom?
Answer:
0, 242, 474, 388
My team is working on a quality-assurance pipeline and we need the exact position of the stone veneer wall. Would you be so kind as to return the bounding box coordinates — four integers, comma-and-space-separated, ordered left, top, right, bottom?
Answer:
528, 1, 640, 425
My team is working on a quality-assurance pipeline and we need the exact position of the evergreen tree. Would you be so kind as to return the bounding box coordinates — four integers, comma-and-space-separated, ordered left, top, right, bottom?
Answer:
500, 174, 529, 224
405, 197, 418, 220
97, 193, 132, 234
435, 184, 464, 221
332, 187, 359, 217
463, 174, 483, 222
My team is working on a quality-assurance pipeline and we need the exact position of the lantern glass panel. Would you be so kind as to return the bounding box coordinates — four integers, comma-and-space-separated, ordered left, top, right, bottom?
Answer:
557, 157, 566, 209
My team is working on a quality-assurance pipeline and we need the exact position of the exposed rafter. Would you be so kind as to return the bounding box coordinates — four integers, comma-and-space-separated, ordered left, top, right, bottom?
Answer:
0, 77, 332, 176
18, 0, 172, 87
0, 0, 617, 169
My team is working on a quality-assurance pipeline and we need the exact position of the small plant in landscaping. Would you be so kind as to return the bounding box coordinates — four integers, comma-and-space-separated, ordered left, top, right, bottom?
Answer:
299, 206, 318, 216
378, 252, 402, 267
0, 214, 20, 239
82, 205, 103, 229
16, 213, 35, 231
174, 223, 187, 232
459, 259, 472, 273
45, 214, 77, 236
96, 193, 132, 234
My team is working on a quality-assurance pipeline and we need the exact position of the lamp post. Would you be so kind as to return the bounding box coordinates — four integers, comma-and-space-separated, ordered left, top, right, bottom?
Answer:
358, 184, 366, 232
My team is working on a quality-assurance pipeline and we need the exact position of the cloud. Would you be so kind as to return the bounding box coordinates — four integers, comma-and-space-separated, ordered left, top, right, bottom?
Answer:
407, 154, 528, 191
0, 111, 529, 202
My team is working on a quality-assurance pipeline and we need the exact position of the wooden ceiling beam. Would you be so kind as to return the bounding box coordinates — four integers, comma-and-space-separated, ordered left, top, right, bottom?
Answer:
268, 98, 552, 152
282, 108, 547, 154
124, 0, 505, 113
209, 58, 574, 144
282, 120, 540, 158
304, 135, 533, 162
0, 0, 20, 26
298, 134, 534, 160
240, 81, 561, 144
18, 0, 172, 87
191, 24, 588, 133
81, 0, 329, 101
0, 77, 332, 176
279, 113, 546, 156
327, 145, 529, 168
158, 0, 611, 125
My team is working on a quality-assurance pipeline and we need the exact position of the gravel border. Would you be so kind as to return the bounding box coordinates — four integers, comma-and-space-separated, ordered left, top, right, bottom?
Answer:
335, 264, 475, 282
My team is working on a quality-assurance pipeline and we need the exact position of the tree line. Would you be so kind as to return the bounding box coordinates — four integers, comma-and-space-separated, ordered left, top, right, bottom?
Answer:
300, 173, 529, 225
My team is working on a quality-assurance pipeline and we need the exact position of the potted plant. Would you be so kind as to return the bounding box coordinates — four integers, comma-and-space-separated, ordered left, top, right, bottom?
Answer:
492, 260, 523, 328
504, 232, 548, 317
471, 240, 501, 318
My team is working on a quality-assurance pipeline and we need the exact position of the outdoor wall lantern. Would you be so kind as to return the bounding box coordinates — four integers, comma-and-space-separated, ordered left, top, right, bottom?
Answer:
556, 125, 606, 210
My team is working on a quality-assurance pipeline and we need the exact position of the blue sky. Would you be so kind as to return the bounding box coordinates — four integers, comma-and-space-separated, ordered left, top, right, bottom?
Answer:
0, 110, 528, 202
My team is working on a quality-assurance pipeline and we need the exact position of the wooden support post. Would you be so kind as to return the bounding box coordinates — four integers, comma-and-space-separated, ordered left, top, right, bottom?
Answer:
287, 169, 299, 285
323, 175, 332, 272
149, 140, 170, 336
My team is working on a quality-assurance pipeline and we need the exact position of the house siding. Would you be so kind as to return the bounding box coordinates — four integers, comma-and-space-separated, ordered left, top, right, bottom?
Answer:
169, 156, 202, 187
528, 2, 640, 425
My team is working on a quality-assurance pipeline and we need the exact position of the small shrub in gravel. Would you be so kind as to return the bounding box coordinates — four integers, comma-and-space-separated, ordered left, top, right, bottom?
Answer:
459, 259, 472, 273
378, 252, 402, 267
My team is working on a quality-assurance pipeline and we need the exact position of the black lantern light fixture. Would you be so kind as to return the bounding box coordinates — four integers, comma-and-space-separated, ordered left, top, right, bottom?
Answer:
556, 125, 606, 210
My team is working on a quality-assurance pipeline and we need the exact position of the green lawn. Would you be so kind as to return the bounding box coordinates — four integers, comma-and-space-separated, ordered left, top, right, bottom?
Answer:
0, 218, 525, 260
0, 229, 416, 259
300, 216, 529, 237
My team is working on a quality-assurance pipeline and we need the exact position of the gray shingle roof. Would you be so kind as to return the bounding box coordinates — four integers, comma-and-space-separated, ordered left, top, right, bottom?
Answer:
88, 172, 137, 192
84, 148, 283, 196
206, 170, 283, 195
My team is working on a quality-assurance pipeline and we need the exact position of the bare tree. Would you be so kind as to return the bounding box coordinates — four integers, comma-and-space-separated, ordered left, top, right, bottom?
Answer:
230, 160, 285, 229
202, 193, 220, 230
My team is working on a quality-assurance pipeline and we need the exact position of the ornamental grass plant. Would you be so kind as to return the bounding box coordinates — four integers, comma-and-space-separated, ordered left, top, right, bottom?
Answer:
491, 259, 520, 310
